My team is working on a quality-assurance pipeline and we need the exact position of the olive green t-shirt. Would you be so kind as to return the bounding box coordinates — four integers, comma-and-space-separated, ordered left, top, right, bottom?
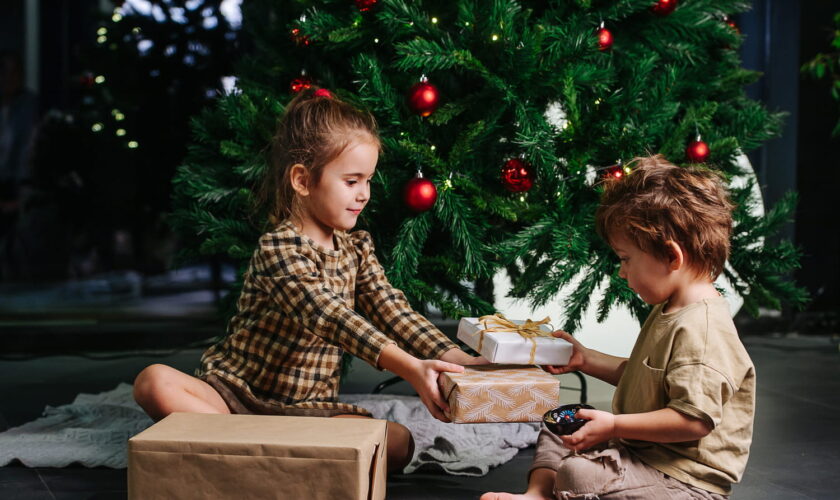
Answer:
612, 297, 756, 495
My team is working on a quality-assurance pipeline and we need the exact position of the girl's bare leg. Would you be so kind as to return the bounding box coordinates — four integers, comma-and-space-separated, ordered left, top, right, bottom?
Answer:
334, 414, 414, 473
480, 468, 556, 500
133, 364, 229, 420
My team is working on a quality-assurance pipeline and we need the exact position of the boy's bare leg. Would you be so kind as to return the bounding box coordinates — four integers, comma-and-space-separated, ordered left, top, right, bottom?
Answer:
133, 363, 230, 420
334, 415, 414, 473
480, 468, 556, 500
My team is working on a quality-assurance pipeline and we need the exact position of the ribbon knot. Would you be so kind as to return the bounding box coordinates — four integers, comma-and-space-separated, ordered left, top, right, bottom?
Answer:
476, 313, 553, 364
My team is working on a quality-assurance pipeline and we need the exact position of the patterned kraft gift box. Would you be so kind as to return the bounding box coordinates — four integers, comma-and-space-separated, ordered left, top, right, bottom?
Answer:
439, 365, 560, 423
128, 413, 387, 500
457, 315, 573, 365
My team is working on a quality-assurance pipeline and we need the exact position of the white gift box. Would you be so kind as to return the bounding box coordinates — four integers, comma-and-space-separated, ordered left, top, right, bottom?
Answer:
457, 316, 573, 365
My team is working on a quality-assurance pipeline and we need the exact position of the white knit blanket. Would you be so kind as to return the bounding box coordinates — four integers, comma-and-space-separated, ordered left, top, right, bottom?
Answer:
0, 383, 154, 468
341, 394, 539, 475
0, 384, 539, 475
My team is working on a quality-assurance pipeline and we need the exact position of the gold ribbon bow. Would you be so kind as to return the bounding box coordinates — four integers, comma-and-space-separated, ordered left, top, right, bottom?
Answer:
477, 313, 553, 365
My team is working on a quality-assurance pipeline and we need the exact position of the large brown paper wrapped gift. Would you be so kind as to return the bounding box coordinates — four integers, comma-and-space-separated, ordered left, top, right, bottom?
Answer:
128, 413, 387, 500
440, 365, 559, 423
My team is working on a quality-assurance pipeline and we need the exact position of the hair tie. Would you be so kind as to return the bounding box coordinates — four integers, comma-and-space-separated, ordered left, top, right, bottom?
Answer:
313, 88, 333, 99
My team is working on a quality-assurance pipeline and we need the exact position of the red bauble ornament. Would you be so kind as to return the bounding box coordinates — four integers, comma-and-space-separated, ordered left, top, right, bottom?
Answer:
651, 0, 678, 16
723, 15, 740, 33
686, 137, 710, 163
407, 77, 440, 117
404, 173, 438, 213
596, 24, 613, 51
290, 74, 312, 93
604, 163, 625, 180
355, 0, 377, 12
501, 158, 535, 192
290, 28, 310, 46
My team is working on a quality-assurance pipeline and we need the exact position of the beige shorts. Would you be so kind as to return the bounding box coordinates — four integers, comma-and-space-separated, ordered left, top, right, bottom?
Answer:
531, 427, 728, 499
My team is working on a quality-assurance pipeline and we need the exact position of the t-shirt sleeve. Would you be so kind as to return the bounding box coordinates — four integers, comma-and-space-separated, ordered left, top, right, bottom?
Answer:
665, 363, 736, 429
250, 232, 396, 368
350, 230, 458, 360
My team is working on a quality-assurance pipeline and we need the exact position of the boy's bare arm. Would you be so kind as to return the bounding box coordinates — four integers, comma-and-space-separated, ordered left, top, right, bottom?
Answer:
615, 408, 712, 442
543, 331, 628, 386
581, 350, 628, 386
560, 407, 712, 451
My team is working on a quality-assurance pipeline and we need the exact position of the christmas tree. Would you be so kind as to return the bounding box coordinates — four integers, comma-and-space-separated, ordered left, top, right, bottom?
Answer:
173, 0, 807, 332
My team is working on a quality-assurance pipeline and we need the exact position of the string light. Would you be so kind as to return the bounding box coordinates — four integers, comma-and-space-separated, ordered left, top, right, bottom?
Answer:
431, 17, 438, 24
95, 75, 105, 84
491, 34, 499, 41
91, 123, 104, 132
97, 36, 107, 44
128, 141, 139, 149
116, 128, 126, 136
97, 27, 107, 36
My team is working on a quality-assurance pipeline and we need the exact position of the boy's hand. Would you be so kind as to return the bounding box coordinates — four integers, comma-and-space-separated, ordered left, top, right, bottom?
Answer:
542, 331, 586, 375
404, 359, 464, 422
439, 348, 490, 366
559, 408, 615, 451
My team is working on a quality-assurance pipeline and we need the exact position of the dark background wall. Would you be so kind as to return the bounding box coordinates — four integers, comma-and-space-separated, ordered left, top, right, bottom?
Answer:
796, 0, 840, 312
0, 1, 25, 55
722, 0, 839, 314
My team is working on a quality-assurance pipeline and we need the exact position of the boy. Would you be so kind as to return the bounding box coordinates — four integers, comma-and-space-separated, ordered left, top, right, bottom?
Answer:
483, 155, 755, 499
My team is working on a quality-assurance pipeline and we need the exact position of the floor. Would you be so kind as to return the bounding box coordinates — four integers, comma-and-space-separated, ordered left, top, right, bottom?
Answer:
0, 273, 838, 499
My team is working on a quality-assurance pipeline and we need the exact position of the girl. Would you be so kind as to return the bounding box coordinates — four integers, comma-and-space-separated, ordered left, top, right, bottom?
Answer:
133, 88, 485, 472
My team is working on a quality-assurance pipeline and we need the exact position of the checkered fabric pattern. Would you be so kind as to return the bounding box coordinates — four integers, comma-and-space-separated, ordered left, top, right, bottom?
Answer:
197, 221, 457, 415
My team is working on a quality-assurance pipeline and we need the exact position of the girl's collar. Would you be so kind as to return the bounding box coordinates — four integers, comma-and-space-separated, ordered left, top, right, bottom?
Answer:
281, 220, 344, 257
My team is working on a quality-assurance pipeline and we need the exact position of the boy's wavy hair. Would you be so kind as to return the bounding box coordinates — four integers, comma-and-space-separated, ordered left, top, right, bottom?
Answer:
595, 155, 735, 280
261, 87, 380, 226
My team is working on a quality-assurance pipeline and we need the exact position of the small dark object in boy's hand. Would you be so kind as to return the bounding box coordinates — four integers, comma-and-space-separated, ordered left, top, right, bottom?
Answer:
543, 404, 595, 435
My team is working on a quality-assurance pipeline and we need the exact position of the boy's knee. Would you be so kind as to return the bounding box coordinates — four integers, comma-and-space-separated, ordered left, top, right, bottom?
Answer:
555, 452, 622, 497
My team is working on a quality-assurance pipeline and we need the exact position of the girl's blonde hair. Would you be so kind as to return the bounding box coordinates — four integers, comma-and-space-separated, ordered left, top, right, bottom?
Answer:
261, 87, 380, 226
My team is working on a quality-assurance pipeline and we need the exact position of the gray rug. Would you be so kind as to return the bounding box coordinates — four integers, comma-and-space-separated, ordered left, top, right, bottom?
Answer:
0, 384, 539, 475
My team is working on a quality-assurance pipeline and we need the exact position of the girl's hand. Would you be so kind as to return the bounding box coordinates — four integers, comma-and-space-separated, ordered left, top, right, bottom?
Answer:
439, 348, 490, 366
542, 331, 587, 375
404, 359, 464, 422
559, 408, 615, 451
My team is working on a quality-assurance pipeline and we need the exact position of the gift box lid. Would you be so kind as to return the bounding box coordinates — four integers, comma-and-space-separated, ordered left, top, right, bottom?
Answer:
129, 413, 386, 460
